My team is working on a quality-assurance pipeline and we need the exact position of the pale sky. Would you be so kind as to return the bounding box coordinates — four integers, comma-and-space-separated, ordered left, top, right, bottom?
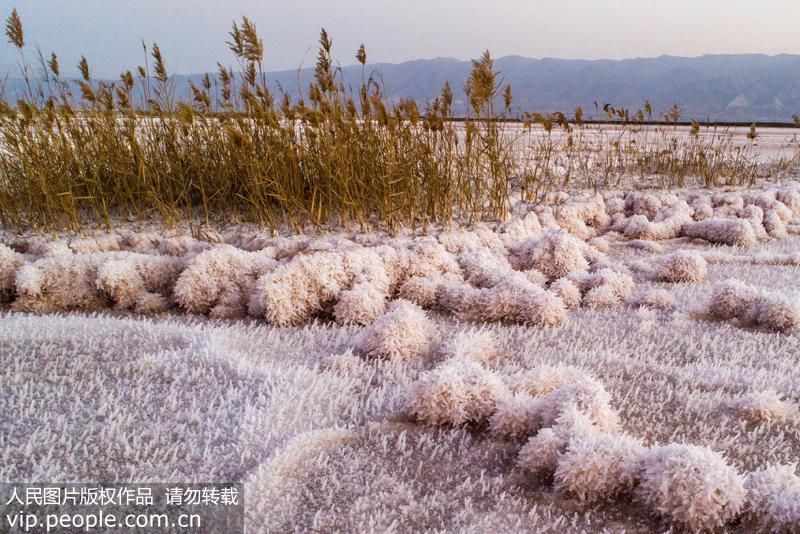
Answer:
2, 0, 799, 77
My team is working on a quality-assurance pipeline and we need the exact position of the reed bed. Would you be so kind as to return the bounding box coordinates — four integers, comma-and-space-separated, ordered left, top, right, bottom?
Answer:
1, 10, 798, 233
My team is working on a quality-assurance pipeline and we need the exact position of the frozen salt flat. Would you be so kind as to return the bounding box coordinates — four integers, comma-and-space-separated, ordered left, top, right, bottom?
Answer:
512, 124, 800, 161
2, 184, 800, 531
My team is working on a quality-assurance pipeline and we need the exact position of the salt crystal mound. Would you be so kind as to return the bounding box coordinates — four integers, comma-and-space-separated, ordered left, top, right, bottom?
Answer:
566, 266, 634, 309
653, 250, 707, 283
744, 464, 800, 531
3, 184, 799, 324
554, 433, 647, 502
13, 252, 185, 314
706, 279, 800, 332
174, 245, 276, 318
682, 218, 758, 247
401, 336, 797, 531
0, 243, 24, 302
405, 357, 509, 426
488, 391, 544, 440
352, 299, 436, 360
728, 390, 800, 424
408, 365, 750, 530
636, 444, 746, 531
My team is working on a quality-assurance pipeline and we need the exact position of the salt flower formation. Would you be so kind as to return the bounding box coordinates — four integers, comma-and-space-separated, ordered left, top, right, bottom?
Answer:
1, 184, 798, 331
3, 184, 800, 531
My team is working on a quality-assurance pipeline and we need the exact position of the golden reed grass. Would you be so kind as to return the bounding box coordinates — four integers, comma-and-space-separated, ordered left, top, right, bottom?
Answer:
0, 9, 797, 232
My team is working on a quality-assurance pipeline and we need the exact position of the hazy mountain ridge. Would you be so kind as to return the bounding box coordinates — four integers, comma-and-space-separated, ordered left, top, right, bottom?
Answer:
3, 54, 799, 121
314, 53, 800, 121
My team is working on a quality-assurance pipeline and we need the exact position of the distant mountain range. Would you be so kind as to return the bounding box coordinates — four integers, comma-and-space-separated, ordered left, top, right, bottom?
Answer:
3, 54, 800, 122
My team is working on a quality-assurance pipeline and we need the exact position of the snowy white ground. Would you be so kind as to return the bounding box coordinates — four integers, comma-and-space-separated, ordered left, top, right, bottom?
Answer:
2, 185, 800, 532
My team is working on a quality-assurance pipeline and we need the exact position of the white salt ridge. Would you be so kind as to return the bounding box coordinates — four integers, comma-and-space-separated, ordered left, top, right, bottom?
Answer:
4, 184, 800, 330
